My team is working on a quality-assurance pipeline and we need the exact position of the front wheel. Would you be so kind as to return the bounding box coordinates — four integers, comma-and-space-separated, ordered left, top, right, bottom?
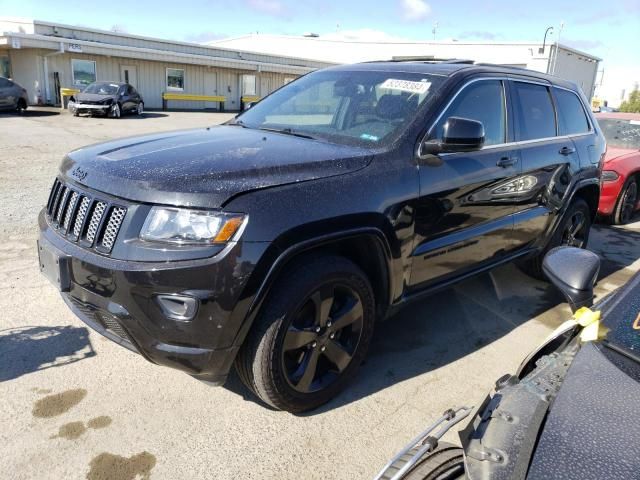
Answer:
521, 197, 592, 280
136, 102, 144, 116
613, 177, 638, 225
235, 255, 375, 413
109, 103, 121, 118
401, 442, 465, 480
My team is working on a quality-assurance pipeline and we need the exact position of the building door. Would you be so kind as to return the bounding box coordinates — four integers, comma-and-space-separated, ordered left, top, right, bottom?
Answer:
120, 65, 137, 88
222, 73, 239, 110
204, 72, 218, 109
260, 77, 270, 98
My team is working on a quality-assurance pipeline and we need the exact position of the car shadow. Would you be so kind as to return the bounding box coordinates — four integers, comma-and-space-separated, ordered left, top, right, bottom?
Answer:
0, 325, 96, 382
127, 112, 169, 119
1, 109, 60, 117
225, 223, 640, 414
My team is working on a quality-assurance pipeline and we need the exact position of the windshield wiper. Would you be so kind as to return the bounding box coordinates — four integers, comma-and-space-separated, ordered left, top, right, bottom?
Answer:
226, 119, 248, 128
258, 127, 316, 140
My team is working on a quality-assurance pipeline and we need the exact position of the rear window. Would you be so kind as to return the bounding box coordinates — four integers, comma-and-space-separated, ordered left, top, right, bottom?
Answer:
513, 82, 556, 141
597, 118, 640, 149
555, 88, 590, 135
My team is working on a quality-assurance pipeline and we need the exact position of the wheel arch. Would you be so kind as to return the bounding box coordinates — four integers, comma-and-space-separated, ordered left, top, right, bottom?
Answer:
572, 180, 600, 221
232, 227, 394, 349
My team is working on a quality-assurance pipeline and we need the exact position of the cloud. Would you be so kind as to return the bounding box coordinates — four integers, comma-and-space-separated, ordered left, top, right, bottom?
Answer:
400, 0, 431, 22
562, 38, 605, 51
245, 0, 287, 17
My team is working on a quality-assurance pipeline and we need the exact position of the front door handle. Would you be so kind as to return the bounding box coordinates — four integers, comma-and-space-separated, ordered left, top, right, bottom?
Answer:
497, 156, 518, 168
559, 146, 576, 156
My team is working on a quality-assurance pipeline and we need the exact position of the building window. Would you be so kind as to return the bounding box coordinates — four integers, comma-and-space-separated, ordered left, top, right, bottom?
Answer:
71, 59, 97, 87
0, 56, 10, 78
241, 74, 256, 95
166, 68, 185, 91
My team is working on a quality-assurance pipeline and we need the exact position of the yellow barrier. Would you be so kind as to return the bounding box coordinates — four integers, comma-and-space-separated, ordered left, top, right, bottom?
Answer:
241, 95, 261, 103
162, 92, 226, 111
60, 87, 80, 109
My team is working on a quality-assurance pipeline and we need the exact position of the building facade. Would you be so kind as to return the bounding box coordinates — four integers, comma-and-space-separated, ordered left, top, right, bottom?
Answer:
211, 34, 602, 99
0, 18, 333, 110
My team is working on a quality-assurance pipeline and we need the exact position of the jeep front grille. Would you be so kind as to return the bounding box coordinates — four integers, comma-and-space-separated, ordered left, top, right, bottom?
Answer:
45, 178, 127, 254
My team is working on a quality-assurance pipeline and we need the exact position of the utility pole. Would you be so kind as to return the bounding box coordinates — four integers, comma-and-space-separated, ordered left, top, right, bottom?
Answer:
432, 22, 438, 41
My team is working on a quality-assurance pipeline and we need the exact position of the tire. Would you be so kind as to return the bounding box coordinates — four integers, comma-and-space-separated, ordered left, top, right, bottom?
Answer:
109, 103, 121, 118
16, 99, 27, 113
235, 255, 375, 413
136, 102, 144, 116
612, 177, 638, 225
521, 197, 592, 280
403, 442, 465, 480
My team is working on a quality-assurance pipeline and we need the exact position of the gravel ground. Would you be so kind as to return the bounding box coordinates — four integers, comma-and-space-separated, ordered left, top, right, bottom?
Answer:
1, 107, 639, 480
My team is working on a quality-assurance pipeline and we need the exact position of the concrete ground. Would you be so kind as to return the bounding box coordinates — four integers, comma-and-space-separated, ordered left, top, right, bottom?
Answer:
1, 107, 639, 480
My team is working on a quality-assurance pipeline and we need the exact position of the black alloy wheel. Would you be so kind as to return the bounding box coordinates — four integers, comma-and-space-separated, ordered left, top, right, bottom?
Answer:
561, 210, 588, 248
282, 283, 364, 393
235, 255, 375, 413
615, 179, 638, 225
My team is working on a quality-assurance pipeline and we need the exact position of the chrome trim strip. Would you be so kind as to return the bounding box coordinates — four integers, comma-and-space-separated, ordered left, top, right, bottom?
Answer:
71, 103, 110, 109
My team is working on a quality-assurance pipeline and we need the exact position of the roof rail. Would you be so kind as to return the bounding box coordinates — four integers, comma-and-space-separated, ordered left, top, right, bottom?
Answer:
388, 57, 476, 64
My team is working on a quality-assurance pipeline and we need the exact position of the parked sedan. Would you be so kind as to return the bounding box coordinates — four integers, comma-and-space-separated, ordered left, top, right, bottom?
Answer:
68, 81, 144, 118
0, 76, 28, 112
596, 112, 640, 224
376, 246, 640, 480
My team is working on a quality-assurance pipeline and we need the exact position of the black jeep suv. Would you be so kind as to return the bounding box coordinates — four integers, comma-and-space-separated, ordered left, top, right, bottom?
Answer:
38, 61, 604, 412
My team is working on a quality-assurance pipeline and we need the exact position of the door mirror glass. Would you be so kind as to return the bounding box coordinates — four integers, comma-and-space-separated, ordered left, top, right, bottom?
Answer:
543, 246, 600, 312
421, 116, 485, 154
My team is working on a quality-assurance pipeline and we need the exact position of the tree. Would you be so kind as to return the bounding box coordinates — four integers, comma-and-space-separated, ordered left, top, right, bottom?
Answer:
619, 88, 640, 113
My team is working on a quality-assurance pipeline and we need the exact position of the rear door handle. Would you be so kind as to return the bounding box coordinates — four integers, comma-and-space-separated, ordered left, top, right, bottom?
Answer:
497, 156, 518, 168
559, 146, 576, 156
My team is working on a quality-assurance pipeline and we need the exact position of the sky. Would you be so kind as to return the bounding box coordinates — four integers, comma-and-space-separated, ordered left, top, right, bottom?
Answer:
1, 0, 639, 98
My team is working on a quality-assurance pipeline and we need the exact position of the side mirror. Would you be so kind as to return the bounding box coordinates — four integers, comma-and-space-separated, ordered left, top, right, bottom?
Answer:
420, 117, 485, 155
542, 246, 600, 312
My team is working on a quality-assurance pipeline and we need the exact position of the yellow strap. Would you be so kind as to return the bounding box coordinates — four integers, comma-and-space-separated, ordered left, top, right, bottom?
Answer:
572, 307, 608, 343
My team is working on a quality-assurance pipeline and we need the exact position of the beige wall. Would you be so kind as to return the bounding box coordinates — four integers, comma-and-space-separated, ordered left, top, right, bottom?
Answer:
8, 49, 295, 109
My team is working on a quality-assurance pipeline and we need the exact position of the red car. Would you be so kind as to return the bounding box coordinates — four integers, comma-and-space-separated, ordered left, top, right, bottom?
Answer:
596, 112, 640, 224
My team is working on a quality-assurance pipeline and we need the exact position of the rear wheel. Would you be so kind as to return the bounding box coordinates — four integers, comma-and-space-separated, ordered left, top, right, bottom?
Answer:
235, 255, 375, 413
521, 197, 592, 280
613, 177, 638, 225
403, 442, 465, 480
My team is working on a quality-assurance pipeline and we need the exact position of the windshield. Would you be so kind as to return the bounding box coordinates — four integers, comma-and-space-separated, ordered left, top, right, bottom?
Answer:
82, 82, 120, 95
236, 70, 444, 147
598, 118, 640, 150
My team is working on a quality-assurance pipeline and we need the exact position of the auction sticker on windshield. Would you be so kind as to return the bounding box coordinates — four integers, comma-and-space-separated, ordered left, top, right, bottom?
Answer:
380, 79, 431, 95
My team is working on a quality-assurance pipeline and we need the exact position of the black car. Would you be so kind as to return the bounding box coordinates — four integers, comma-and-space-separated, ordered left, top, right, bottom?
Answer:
68, 81, 143, 118
38, 61, 605, 412
376, 246, 640, 480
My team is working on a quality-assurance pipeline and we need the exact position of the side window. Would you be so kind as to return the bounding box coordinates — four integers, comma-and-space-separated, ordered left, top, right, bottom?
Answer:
512, 82, 556, 141
554, 88, 590, 135
432, 80, 506, 146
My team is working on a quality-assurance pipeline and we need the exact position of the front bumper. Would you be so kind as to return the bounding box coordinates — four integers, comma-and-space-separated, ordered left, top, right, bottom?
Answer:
69, 102, 111, 113
38, 209, 269, 384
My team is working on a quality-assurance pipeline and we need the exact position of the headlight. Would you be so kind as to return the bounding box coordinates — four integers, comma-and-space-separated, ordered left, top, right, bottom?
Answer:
601, 170, 620, 182
140, 207, 246, 244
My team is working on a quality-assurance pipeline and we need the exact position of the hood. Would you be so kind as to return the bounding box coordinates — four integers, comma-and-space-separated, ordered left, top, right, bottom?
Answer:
75, 92, 115, 102
604, 145, 638, 163
60, 126, 373, 208
526, 342, 640, 479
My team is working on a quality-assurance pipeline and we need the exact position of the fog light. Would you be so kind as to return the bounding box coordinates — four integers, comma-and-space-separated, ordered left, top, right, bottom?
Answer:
155, 294, 198, 321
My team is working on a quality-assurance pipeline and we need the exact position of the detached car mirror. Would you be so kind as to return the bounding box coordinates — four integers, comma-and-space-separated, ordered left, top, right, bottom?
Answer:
543, 246, 600, 312
420, 116, 485, 155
